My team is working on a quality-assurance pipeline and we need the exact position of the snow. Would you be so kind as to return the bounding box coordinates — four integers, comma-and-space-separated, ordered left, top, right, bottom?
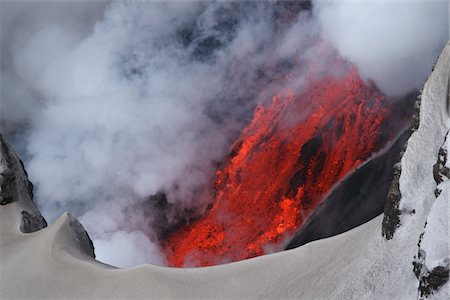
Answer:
397, 40, 449, 231
396, 39, 450, 260
0, 43, 449, 299
422, 182, 449, 271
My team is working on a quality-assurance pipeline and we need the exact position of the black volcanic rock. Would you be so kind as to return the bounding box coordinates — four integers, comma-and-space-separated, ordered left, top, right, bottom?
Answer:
21, 210, 47, 233
286, 129, 411, 250
0, 134, 47, 233
433, 130, 450, 197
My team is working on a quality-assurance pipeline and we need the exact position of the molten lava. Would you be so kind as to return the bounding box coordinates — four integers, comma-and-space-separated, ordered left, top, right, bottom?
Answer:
163, 69, 392, 267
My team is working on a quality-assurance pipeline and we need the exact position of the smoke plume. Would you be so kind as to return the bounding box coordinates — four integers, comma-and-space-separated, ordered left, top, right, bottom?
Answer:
0, 1, 448, 267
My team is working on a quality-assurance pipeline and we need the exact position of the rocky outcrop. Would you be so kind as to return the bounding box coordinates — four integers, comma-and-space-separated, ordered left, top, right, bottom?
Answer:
382, 92, 422, 240
413, 225, 449, 299
286, 128, 410, 250
0, 134, 95, 258
67, 213, 96, 259
381, 160, 403, 239
0, 134, 47, 233
412, 183, 449, 299
433, 131, 449, 197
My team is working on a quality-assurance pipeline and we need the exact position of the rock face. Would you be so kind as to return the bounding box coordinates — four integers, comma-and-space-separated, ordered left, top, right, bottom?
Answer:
382, 92, 422, 240
0, 134, 95, 258
0, 135, 47, 233
415, 130, 450, 298
381, 158, 403, 239
433, 131, 450, 197
414, 226, 450, 298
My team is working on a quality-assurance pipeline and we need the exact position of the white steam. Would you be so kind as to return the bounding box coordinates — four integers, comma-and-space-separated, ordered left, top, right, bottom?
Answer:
315, 0, 449, 96
1, 1, 448, 267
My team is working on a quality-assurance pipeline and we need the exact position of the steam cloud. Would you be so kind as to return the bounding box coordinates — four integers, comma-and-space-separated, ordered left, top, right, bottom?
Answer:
314, 0, 449, 96
1, 1, 448, 267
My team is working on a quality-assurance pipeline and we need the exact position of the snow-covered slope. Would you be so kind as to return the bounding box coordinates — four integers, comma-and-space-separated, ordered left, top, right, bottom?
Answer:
1, 42, 449, 299
382, 41, 450, 298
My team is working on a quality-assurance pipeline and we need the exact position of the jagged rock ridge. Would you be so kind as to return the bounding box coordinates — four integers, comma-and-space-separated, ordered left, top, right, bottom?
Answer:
0, 135, 47, 233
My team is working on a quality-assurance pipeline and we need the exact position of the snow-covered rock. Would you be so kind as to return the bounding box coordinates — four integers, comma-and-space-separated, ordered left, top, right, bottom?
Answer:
412, 131, 450, 298
0, 43, 449, 299
0, 135, 47, 233
382, 41, 450, 298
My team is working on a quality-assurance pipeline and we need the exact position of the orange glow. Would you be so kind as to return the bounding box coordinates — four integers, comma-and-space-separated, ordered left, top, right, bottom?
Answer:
163, 68, 390, 267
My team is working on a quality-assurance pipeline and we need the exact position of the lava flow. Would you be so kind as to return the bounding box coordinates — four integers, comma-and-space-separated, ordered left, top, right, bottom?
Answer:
163, 69, 393, 267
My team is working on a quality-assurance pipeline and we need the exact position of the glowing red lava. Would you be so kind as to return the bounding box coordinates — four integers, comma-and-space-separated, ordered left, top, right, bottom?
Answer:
163, 68, 391, 267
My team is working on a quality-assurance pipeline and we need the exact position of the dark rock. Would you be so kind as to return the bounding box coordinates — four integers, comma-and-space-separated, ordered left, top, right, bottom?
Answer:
413, 229, 426, 279
0, 195, 13, 206
419, 264, 450, 298
67, 213, 96, 259
0, 170, 16, 205
432, 131, 449, 198
433, 131, 449, 184
382, 91, 423, 240
0, 134, 48, 233
413, 219, 449, 298
434, 188, 442, 198
411, 93, 422, 132
21, 210, 47, 233
381, 159, 403, 240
